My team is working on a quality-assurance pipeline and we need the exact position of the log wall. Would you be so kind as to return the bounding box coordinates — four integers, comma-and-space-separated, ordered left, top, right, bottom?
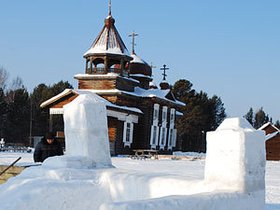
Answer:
266, 135, 280, 160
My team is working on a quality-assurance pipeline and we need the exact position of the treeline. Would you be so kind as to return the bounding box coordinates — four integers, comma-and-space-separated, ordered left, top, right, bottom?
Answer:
1, 67, 277, 149
172, 79, 227, 152
244, 107, 280, 129
0, 67, 72, 146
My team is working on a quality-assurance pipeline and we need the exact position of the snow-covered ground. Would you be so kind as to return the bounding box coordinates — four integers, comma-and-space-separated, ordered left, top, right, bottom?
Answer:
0, 152, 279, 210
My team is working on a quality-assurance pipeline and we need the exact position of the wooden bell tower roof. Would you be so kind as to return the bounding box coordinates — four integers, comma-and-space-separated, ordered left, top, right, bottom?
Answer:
82, 1, 132, 75
83, 14, 130, 58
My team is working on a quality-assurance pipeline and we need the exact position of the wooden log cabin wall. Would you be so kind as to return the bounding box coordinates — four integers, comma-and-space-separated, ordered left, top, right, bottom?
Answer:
259, 122, 280, 160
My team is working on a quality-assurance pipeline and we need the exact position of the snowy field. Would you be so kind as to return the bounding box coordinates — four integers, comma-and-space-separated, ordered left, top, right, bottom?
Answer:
0, 152, 279, 210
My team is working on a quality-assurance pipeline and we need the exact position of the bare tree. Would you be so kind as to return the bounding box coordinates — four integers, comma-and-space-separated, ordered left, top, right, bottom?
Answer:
10, 76, 24, 90
0, 67, 9, 90
5, 76, 25, 103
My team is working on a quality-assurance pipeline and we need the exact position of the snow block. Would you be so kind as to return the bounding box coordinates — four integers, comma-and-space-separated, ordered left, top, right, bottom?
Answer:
204, 117, 266, 192
100, 191, 264, 210
100, 117, 266, 210
42, 155, 97, 169
63, 94, 112, 168
0, 167, 113, 210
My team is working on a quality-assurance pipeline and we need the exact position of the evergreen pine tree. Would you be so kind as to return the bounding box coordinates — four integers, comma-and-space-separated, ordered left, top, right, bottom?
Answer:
254, 107, 269, 129
244, 107, 254, 126
4, 88, 30, 145
275, 120, 280, 129
30, 84, 51, 136
172, 80, 226, 152
30, 81, 73, 137
0, 88, 7, 138
171, 79, 194, 101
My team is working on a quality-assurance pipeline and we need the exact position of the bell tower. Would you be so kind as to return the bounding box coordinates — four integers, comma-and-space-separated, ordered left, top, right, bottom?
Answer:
75, 1, 139, 92
83, 0, 132, 76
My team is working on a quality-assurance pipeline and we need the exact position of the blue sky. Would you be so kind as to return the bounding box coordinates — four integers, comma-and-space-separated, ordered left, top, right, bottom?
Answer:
0, 0, 279, 121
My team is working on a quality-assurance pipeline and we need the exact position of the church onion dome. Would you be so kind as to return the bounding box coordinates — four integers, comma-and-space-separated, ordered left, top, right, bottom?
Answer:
149, 81, 158, 89
159, 80, 170, 90
84, 15, 131, 58
129, 54, 152, 77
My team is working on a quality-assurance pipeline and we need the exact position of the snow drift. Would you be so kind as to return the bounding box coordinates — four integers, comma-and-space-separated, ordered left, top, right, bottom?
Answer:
0, 93, 266, 210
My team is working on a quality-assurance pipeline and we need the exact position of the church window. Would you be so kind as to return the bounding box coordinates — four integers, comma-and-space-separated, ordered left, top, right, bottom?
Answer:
150, 104, 160, 149
126, 123, 131, 143
162, 106, 167, 123
170, 108, 175, 125
168, 128, 177, 149
123, 122, 134, 147
153, 104, 159, 121
150, 125, 159, 149
159, 127, 167, 149
153, 126, 158, 144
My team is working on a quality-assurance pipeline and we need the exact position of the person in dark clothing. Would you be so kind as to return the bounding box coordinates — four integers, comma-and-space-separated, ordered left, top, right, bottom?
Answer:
33, 132, 64, 162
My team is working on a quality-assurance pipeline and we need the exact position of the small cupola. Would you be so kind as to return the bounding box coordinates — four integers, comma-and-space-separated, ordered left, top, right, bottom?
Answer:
128, 32, 152, 89
83, 1, 132, 76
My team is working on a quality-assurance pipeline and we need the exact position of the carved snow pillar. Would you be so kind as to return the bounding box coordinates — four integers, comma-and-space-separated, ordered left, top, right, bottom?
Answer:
205, 117, 266, 194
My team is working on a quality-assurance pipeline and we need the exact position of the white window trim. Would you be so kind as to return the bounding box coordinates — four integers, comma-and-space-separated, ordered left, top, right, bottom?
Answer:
150, 125, 159, 149
162, 106, 168, 127
159, 126, 167, 149
150, 104, 160, 149
168, 128, 173, 149
123, 121, 134, 147
172, 129, 177, 147
153, 104, 160, 125
170, 108, 176, 127
168, 128, 177, 149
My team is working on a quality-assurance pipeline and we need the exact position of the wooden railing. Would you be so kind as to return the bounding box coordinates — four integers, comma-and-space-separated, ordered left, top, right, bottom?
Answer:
86, 67, 123, 74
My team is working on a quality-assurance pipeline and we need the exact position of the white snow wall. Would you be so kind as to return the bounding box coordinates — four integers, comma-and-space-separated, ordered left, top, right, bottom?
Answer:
204, 117, 266, 193
101, 117, 266, 210
63, 94, 112, 167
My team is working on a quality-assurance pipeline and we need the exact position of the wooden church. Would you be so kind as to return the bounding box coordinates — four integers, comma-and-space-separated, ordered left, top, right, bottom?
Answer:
41, 5, 184, 155
259, 122, 280, 160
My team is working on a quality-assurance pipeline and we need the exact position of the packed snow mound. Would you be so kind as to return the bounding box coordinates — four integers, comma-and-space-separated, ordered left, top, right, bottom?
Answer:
0, 117, 266, 210
0, 165, 113, 210
216, 117, 255, 131
43, 155, 97, 169
101, 191, 264, 210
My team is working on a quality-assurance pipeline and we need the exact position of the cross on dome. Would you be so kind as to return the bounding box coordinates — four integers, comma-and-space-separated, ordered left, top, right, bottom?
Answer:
150, 62, 156, 77
129, 31, 139, 55
83, 0, 130, 58
83, 1, 132, 75
108, 0, 112, 16
160, 64, 169, 81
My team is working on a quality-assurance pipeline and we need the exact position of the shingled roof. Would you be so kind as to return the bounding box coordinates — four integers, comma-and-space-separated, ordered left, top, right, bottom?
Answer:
84, 15, 130, 57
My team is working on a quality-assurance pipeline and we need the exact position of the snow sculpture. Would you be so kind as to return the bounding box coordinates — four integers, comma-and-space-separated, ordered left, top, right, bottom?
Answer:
204, 117, 266, 192
63, 94, 112, 167
101, 117, 267, 210
0, 117, 267, 210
